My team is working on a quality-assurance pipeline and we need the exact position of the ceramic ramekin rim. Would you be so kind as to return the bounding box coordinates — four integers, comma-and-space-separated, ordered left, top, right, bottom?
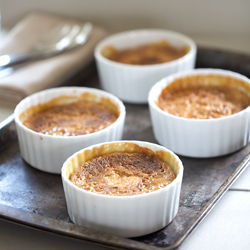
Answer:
148, 68, 250, 122
94, 28, 197, 70
14, 86, 126, 139
61, 140, 184, 199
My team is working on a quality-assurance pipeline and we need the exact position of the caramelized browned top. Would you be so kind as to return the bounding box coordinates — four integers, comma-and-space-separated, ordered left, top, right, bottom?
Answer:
102, 40, 188, 65
70, 152, 176, 196
23, 102, 118, 136
158, 75, 250, 119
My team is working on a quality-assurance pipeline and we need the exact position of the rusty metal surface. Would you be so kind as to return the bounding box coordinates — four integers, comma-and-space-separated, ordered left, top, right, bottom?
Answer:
0, 114, 16, 151
196, 47, 250, 78
0, 48, 250, 250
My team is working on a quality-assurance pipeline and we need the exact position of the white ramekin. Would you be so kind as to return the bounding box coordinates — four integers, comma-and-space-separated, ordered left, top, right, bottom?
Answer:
14, 87, 126, 174
61, 140, 183, 238
148, 68, 250, 158
94, 29, 197, 104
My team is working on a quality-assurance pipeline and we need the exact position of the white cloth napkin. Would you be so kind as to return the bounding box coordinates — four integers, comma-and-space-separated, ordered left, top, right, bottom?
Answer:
0, 11, 108, 107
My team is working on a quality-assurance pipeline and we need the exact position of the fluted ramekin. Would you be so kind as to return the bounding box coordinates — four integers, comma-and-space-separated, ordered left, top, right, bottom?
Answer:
14, 87, 126, 174
61, 140, 183, 238
149, 68, 250, 158
94, 29, 196, 104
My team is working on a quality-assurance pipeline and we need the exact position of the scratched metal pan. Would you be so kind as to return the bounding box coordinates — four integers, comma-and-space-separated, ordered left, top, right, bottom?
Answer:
0, 48, 250, 250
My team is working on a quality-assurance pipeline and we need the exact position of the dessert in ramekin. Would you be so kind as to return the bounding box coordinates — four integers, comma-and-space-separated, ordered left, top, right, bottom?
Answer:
61, 141, 183, 237
94, 29, 197, 104
14, 87, 126, 174
148, 69, 250, 158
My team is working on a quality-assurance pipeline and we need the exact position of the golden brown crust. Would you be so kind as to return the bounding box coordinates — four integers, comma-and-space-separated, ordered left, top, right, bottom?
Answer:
70, 152, 176, 196
102, 40, 188, 65
157, 75, 250, 119
23, 102, 118, 136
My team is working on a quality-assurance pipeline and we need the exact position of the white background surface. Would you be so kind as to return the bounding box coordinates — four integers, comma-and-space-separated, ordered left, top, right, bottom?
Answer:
1, 1, 250, 249
2, 0, 250, 38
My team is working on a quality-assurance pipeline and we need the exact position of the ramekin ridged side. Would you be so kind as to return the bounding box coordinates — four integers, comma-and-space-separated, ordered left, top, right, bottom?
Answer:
94, 29, 197, 104
61, 141, 183, 238
148, 69, 250, 158
14, 87, 126, 174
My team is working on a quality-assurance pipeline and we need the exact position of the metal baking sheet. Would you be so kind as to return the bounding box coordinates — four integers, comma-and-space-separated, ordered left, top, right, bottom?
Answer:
0, 48, 250, 250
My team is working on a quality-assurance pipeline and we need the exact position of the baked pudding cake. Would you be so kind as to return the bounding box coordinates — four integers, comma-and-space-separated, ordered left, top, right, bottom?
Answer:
62, 141, 183, 237
102, 40, 189, 65
20, 92, 119, 136
94, 29, 196, 103
70, 149, 176, 196
148, 69, 250, 157
14, 87, 125, 173
157, 74, 250, 119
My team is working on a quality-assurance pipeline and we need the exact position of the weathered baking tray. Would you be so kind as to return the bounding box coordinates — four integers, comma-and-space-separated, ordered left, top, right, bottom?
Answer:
1, 47, 250, 250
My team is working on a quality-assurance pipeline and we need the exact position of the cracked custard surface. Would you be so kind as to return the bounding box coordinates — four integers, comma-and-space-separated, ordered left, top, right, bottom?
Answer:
102, 40, 188, 65
157, 75, 250, 119
23, 102, 118, 136
70, 152, 176, 196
